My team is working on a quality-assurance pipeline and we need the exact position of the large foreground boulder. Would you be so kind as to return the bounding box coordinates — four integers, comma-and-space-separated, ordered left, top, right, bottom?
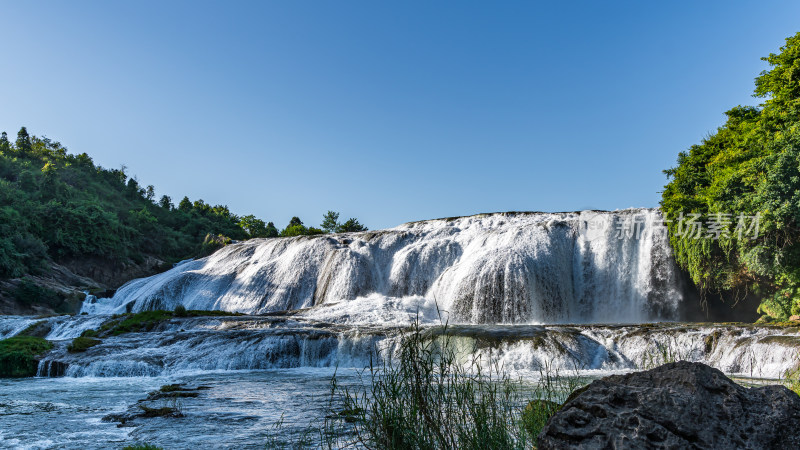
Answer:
538, 361, 800, 449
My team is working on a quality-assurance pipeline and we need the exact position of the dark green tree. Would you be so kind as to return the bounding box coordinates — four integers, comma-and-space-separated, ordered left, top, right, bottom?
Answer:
337, 218, 368, 233
264, 221, 279, 238
145, 185, 155, 202
16, 127, 31, 155
178, 196, 192, 212
159, 195, 173, 210
321, 210, 340, 233
238, 215, 269, 238
0, 132, 9, 153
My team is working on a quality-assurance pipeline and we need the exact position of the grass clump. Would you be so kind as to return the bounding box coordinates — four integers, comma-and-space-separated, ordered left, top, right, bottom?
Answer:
67, 336, 102, 353
271, 318, 584, 449
92, 309, 243, 337
80, 328, 99, 338
336, 323, 529, 449
521, 399, 560, 437
0, 336, 53, 377
99, 310, 175, 335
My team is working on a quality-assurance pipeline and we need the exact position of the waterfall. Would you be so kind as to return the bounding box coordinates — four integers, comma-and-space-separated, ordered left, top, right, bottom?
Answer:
83, 209, 683, 324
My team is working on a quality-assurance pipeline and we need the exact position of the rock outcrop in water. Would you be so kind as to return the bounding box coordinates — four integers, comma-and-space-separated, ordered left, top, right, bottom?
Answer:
85, 209, 685, 324
538, 361, 800, 449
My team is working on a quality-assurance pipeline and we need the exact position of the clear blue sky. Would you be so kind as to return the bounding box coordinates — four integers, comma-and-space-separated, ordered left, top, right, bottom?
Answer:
1, 1, 799, 229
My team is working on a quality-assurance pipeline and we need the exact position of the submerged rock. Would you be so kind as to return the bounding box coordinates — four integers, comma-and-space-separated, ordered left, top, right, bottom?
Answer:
538, 361, 800, 449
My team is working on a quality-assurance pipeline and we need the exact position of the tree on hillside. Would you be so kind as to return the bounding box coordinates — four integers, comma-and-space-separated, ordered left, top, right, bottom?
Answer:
0, 132, 9, 153
264, 221, 279, 238
337, 218, 368, 233
145, 185, 155, 202
239, 215, 271, 238
178, 196, 192, 212
280, 216, 326, 237
321, 211, 340, 233
15, 127, 31, 155
159, 195, 173, 210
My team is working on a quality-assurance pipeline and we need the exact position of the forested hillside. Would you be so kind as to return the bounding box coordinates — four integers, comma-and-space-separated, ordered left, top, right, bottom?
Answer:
0, 128, 365, 313
661, 32, 800, 320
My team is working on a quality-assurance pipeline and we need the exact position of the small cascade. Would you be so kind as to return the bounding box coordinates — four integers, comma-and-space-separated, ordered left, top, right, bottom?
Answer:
0, 316, 44, 339
32, 317, 800, 380
44, 315, 113, 340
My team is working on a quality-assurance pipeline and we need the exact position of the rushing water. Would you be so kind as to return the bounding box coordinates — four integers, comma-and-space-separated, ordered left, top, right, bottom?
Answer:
0, 369, 361, 449
1, 210, 798, 449
82, 210, 683, 324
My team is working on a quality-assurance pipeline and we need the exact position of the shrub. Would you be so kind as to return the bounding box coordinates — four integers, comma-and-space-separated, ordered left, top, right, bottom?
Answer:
174, 305, 188, 317
67, 336, 101, 353
80, 329, 99, 338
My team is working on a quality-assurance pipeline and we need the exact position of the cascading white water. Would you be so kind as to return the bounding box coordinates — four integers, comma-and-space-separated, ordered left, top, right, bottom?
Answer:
0, 316, 44, 339
32, 317, 800, 379
83, 209, 683, 324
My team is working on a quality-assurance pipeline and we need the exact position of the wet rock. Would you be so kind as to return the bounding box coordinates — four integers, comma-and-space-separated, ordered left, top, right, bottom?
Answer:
102, 383, 207, 425
538, 361, 800, 449
144, 383, 204, 401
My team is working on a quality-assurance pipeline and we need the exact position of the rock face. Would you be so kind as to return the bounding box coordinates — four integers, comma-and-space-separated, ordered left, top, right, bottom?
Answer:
538, 361, 800, 449
0, 256, 166, 315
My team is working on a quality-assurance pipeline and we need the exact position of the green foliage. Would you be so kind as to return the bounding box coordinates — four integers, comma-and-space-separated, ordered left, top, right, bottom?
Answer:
0, 132, 10, 153
67, 336, 101, 353
320, 211, 369, 233
0, 336, 53, 377
13, 278, 61, 306
661, 32, 800, 319
200, 233, 232, 256
280, 217, 326, 237
178, 196, 192, 212
521, 400, 560, 439
329, 321, 533, 449
80, 329, 99, 338
337, 217, 368, 233
0, 127, 270, 287
267, 321, 586, 448
15, 127, 31, 154
321, 210, 340, 233
264, 221, 279, 238
99, 310, 175, 335
0, 127, 368, 311
93, 309, 242, 337
238, 214, 279, 238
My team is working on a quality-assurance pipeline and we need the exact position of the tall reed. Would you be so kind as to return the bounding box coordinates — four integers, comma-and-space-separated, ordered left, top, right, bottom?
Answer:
267, 318, 583, 449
